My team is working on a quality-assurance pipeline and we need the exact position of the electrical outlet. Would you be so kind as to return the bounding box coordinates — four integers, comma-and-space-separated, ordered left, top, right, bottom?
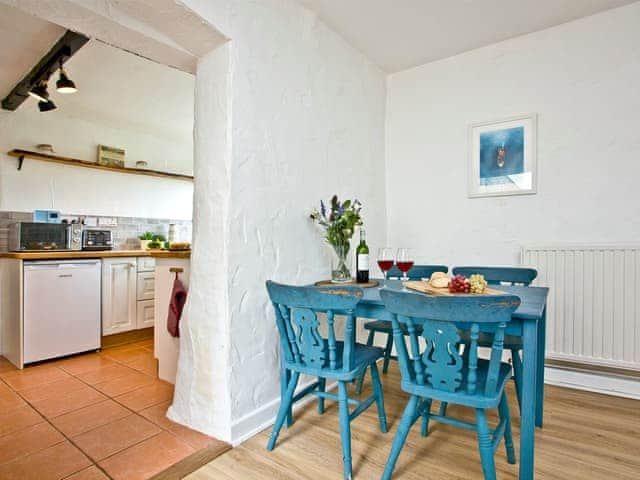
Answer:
98, 217, 118, 227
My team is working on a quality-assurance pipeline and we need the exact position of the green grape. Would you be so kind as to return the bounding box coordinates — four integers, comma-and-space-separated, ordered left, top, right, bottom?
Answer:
469, 274, 488, 294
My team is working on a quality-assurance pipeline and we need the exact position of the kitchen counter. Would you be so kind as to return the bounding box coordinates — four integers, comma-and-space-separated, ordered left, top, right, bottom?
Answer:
0, 249, 151, 260
149, 250, 191, 259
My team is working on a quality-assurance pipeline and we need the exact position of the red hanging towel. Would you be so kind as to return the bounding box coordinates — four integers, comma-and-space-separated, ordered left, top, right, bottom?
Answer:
167, 273, 187, 337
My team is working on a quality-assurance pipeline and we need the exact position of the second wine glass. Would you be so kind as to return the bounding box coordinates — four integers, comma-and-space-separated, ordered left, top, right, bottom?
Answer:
396, 248, 414, 281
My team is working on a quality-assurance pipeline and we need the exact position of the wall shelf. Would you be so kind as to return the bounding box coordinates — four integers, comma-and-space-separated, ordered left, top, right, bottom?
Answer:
7, 149, 194, 182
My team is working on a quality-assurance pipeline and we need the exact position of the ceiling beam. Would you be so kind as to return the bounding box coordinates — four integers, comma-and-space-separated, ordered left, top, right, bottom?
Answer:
1, 30, 89, 111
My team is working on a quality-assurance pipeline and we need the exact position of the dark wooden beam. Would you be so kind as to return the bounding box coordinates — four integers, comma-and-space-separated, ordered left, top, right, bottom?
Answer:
1, 30, 89, 111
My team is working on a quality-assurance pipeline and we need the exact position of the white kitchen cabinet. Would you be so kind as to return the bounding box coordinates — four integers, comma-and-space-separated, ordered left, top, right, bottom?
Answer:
137, 257, 155, 272
102, 257, 137, 335
136, 272, 155, 300
136, 299, 155, 329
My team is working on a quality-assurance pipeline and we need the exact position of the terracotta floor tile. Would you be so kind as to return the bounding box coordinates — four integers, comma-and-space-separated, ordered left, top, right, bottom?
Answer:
51, 399, 130, 437
0, 365, 70, 391
0, 404, 44, 437
0, 381, 26, 411
0, 422, 64, 464
0, 356, 18, 374
126, 355, 158, 376
73, 414, 161, 461
99, 431, 194, 480
101, 346, 152, 364
0, 441, 91, 480
31, 385, 106, 419
76, 364, 136, 386
63, 465, 110, 480
19, 376, 86, 402
93, 369, 155, 397
55, 355, 115, 376
114, 380, 173, 411
139, 401, 223, 450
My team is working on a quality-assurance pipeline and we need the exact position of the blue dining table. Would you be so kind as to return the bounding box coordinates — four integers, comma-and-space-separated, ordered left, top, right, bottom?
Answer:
356, 280, 549, 480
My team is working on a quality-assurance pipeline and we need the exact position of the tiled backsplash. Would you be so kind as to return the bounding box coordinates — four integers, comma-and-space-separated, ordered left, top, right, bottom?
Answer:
0, 211, 192, 251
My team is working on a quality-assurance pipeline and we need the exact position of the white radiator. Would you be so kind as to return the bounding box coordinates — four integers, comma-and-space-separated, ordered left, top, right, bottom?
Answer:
521, 244, 640, 371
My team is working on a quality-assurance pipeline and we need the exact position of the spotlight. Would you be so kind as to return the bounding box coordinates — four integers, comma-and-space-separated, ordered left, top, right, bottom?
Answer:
28, 82, 49, 102
38, 99, 57, 112
56, 67, 77, 94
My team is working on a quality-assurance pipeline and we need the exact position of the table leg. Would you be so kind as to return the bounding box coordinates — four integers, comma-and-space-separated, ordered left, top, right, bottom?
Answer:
520, 320, 538, 480
535, 308, 546, 428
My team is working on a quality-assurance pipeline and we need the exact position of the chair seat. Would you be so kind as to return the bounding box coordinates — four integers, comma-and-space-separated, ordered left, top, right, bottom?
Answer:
401, 359, 512, 409
284, 341, 385, 381
364, 320, 423, 335
458, 330, 523, 350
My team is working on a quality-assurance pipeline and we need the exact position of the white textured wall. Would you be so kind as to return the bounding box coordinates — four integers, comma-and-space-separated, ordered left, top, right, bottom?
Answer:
386, 3, 640, 265
178, 0, 386, 443
0, 106, 193, 220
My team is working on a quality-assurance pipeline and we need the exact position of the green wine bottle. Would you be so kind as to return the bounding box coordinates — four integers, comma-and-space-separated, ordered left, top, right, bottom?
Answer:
356, 229, 369, 283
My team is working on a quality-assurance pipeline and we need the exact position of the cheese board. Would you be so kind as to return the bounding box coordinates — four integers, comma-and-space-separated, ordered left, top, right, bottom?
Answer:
403, 280, 505, 296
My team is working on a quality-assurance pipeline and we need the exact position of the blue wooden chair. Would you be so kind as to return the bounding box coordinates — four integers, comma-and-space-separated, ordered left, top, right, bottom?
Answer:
379, 288, 521, 480
450, 266, 537, 413
265, 281, 388, 480
355, 265, 448, 394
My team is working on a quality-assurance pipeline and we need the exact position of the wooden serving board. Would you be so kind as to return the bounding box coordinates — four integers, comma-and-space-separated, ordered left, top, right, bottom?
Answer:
315, 279, 379, 288
403, 280, 505, 296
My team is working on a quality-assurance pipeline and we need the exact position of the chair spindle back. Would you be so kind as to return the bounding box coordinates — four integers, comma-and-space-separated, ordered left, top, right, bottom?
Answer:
379, 289, 520, 396
266, 281, 364, 372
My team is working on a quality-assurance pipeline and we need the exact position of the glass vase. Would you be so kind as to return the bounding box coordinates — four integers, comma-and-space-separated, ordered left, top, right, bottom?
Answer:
331, 243, 352, 283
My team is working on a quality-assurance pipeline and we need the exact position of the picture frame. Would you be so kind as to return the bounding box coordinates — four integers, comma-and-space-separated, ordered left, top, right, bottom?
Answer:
468, 113, 537, 198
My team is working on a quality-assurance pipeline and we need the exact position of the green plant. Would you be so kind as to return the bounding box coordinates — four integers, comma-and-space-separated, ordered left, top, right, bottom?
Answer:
310, 195, 363, 251
139, 232, 166, 242
147, 241, 163, 249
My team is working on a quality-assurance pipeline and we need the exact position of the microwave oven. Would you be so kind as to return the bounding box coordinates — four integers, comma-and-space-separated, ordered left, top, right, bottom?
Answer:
8, 222, 83, 251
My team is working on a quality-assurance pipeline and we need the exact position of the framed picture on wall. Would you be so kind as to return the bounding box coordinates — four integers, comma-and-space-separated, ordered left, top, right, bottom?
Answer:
468, 113, 537, 197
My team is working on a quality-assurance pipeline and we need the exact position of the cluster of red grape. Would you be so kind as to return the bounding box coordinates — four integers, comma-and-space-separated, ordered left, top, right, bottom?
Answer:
448, 274, 471, 293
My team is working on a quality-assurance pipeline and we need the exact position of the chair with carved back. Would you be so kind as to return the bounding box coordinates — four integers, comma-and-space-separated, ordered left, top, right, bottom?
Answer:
379, 288, 520, 480
447, 266, 537, 414
265, 281, 387, 480
355, 264, 449, 394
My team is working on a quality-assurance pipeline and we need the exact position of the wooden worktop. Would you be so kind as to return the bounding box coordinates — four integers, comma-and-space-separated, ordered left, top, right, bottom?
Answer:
148, 250, 191, 259
0, 249, 151, 260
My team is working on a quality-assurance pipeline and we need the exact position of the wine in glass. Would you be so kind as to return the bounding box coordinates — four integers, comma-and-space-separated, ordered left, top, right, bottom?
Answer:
377, 248, 394, 285
396, 248, 414, 281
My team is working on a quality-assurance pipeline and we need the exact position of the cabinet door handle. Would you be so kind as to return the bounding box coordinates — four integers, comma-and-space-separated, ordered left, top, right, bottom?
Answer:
58, 274, 72, 278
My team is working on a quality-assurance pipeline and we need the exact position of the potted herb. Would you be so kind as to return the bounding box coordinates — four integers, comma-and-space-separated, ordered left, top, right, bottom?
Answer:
310, 195, 363, 283
139, 232, 166, 250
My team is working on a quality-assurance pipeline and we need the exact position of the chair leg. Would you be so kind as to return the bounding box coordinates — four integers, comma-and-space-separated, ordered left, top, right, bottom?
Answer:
438, 401, 448, 417
355, 330, 375, 394
267, 372, 300, 451
317, 377, 326, 415
382, 333, 394, 374
280, 367, 293, 427
499, 392, 516, 464
382, 395, 420, 480
337, 381, 353, 480
369, 362, 388, 433
420, 399, 432, 437
475, 408, 497, 480
511, 348, 523, 414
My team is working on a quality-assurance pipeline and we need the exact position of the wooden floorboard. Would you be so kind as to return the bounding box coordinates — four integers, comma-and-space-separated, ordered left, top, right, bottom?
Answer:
187, 364, 640, 479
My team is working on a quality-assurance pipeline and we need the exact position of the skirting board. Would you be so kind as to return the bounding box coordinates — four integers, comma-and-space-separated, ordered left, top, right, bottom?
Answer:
544, 366, 640, 400
230, 379, 338, 446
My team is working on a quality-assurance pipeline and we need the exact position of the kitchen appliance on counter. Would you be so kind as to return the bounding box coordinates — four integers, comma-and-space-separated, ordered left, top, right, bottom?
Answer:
82, 229, 113, 251
8, 222, 82, 251
23, 259, 101, 363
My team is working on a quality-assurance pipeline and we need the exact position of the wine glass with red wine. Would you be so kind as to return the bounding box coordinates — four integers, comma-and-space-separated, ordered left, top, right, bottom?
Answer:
377, 247, 394, 285
396, 248, 414, 281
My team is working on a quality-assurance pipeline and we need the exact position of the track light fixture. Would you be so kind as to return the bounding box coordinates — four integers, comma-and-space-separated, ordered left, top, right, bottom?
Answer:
56, 60, 77, 94
28, 80, 49, 102
38, 99, 57, 112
